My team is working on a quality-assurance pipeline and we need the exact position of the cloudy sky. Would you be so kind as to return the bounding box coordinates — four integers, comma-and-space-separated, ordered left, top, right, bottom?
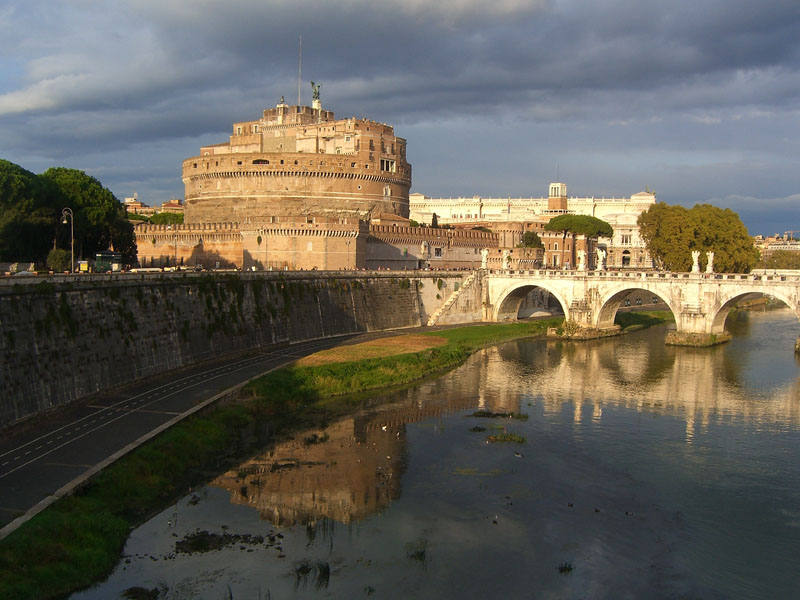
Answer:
1, 0, 799, 234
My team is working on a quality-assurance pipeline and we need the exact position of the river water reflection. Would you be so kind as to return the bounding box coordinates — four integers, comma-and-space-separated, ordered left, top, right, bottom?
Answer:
75, 309, 800, 599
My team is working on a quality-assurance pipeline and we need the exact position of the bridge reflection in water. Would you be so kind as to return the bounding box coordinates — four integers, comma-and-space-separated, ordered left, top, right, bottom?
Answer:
211, 309, 800, 527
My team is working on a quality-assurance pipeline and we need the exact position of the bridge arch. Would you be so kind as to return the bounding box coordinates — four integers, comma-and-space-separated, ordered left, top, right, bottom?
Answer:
493, 281, 569, 322
595, 284, 680, 330
709, 287, 800, 333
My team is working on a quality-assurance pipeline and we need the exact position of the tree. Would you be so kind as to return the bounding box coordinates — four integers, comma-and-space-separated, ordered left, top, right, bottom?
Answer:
638, 202, 758, 272
518, 230, 543, 248
41, 168, 137, 264
0, 160, 63, 262
637, 203, 695, 271
149, 212, 183, 225
544, 214, 613, 268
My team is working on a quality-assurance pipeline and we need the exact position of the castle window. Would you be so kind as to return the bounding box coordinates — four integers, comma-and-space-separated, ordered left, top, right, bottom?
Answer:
380, 159, 396, 172
280, 159, 284, 165
253, 125, 259, 133
351, 162, 356, 167
193, 163, 197, 168
434, 248, 442, 257
236, 126, 242, 135
253, 159, 269, 165
237, 160, 242, 165
369, 140, 374, 151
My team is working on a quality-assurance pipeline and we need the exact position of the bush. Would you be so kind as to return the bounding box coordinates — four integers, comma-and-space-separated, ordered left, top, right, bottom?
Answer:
46, 248, 71, 272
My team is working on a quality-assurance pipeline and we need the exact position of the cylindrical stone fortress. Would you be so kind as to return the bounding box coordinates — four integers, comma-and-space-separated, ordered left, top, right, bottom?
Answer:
183, 100, 411, 224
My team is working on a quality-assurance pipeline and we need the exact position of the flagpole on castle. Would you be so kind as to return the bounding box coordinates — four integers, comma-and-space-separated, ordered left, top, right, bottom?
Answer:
297, 35, 302, 106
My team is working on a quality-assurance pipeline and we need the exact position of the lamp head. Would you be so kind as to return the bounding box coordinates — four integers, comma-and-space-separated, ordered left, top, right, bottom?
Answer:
62, 217, 68, 224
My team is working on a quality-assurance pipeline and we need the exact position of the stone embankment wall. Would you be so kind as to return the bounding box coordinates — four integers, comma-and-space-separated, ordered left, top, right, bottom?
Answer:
0, 271, 470, 429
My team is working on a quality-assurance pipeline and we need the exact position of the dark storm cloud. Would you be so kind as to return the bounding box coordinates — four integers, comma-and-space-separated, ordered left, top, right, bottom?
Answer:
1, 0, 798, 232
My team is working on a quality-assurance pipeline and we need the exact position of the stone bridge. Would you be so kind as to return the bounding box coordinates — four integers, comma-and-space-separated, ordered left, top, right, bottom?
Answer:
471, 269, 800, 345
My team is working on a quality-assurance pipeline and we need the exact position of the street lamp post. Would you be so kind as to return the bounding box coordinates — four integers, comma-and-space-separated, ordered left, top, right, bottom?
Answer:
61, 208, 74, 273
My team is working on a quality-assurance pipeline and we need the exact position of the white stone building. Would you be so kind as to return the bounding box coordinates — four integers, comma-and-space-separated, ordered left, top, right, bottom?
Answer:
409, 183, 656, 269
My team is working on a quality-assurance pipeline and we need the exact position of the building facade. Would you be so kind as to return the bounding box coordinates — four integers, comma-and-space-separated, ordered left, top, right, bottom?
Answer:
410, 184, 656, 269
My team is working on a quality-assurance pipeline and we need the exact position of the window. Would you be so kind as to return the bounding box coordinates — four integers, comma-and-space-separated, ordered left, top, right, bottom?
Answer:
434, 247, 442, 257
621, 234, 632, 245
253, 125, 259, 133
369, 139, 375, 150
236, 126, 242, 135
380, 159, 396, 172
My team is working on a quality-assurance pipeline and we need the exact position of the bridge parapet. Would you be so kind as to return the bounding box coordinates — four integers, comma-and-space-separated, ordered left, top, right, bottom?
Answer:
483, 268, 800, 284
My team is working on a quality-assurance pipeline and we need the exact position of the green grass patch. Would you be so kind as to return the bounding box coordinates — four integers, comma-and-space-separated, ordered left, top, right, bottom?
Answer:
614, 310, 674, 331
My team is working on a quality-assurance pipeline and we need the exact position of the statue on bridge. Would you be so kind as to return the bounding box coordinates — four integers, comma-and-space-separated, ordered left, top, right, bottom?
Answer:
502, 249, 511, 270
692, 250, 701, 273
481, 248, 489, 269
595, 248, 606, 271
577, 249, 586, 271
706, 251, 715, 274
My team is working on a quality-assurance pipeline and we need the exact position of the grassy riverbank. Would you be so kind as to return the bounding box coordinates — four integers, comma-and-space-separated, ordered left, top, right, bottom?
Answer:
0, 313, 667, 599
614, 309, 674, 331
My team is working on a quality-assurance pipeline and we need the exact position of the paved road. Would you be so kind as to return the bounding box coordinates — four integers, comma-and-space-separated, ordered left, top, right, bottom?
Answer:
0, 334, 365, 531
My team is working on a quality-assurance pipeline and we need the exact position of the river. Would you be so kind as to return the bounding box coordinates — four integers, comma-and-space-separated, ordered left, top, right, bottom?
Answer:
74, 309, 800, 599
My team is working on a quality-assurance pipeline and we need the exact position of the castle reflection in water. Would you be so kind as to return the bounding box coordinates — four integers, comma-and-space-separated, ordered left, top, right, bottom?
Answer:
212, 315, 800, 528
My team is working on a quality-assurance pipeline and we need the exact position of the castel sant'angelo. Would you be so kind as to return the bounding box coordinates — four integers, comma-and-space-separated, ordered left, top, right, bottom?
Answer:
135, 84, 653, 271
